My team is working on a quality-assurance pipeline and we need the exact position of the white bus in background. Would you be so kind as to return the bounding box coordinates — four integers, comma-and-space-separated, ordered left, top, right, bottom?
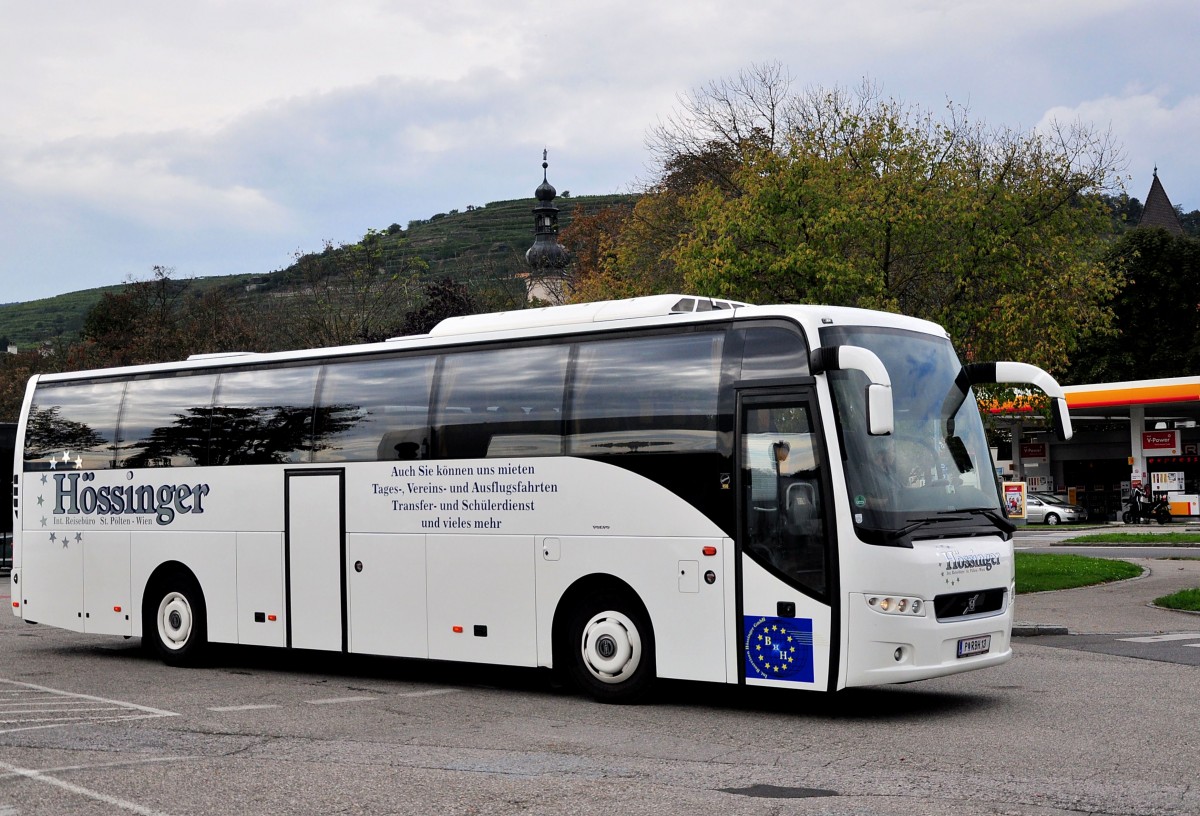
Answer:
9, 295, 1072, 702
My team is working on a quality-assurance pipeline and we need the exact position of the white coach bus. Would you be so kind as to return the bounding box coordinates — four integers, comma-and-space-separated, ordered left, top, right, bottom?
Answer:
9, 295, 1071, 702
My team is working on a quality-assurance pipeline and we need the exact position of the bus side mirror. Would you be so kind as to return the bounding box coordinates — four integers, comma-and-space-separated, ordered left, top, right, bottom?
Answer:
866, 383, 893, 437
964, 361, 1074, 441
812, 345, 894, 436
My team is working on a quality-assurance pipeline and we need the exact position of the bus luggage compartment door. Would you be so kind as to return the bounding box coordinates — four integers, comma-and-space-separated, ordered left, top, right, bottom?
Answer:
426, 534, 537, 667
346, 533, 427, 658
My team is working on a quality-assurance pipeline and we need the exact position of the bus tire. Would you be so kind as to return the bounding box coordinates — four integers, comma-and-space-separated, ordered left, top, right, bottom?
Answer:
566, 593, 655, 704
145, 571, 208, 667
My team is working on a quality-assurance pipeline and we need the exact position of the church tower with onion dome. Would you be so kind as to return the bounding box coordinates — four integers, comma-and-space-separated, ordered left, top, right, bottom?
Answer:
523, 150, 571, 303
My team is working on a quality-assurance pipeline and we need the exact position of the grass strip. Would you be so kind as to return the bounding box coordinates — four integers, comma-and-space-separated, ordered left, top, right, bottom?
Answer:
1015, 552, 1142, 594
1063, 532, 1200, 545
1154, 588, 1200, 612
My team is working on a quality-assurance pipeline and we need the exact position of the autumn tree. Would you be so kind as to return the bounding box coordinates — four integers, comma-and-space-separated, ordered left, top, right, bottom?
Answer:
560, 200, 657, 302
0, 347, 68, 422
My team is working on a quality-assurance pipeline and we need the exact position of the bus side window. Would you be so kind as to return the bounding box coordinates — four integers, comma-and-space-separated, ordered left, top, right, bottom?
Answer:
737, 324, 809, 381
24, 381, 125, 471
314, 356, 434, 463
434, 345, 567, 460
118, 373, 219, 468
568, 332, 724, 455
211, 366, 321, 465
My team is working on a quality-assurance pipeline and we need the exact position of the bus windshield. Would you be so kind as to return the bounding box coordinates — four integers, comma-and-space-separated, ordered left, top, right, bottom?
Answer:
821, 325, 1005, 546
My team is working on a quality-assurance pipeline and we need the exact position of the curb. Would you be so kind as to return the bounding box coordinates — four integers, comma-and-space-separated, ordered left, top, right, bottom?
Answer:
1013, 623, 1069, 636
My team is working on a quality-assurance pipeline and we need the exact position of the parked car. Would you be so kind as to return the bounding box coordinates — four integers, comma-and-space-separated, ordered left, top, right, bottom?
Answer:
1025, 493, 1087, 525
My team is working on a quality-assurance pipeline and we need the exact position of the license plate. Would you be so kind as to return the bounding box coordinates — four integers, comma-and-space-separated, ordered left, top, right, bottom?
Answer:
957, 635, 991, 658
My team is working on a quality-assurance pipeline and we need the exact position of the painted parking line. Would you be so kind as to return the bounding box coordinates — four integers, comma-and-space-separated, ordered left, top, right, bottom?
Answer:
0, 758, 184, 816
0, 679, 177, 734
208, 689, 460, 711
306, 696, 377, 705
1117, 633, 1200, 643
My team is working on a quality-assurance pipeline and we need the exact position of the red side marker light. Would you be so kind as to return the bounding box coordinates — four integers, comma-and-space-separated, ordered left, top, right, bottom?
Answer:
113, 606, 122, 613
267, 614, 277, 622
452, 625, 464, 634
702, 546, 718, 556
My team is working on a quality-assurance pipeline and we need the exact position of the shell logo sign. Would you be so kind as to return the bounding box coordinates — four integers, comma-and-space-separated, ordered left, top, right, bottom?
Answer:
1142, 430, 1180, 456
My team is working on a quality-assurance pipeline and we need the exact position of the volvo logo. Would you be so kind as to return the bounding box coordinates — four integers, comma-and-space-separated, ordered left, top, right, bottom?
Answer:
595, 634, 618, 660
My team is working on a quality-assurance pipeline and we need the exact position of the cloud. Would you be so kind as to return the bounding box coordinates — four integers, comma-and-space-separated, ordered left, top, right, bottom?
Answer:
1, 0, 1198, 302
3, 136, 290, 234
0, 65, 653, 297
1038, 91, 1200, 205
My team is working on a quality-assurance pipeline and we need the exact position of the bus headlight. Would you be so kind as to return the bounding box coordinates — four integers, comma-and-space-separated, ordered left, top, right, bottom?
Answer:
867, 595, 926, 616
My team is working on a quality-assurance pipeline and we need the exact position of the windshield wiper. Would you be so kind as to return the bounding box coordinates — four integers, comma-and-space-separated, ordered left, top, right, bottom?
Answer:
935, 508, 1015, 539
858, 510, 1013, 548
967, 508, 1016, 538
858, 515, 960, 548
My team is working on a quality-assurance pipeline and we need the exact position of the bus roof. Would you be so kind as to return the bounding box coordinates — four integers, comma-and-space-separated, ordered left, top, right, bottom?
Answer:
32, 295, 948, 384
423, 295, 747, 338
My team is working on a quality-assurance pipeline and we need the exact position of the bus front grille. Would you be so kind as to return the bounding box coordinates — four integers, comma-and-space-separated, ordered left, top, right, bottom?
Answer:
933, 588, 1006, 621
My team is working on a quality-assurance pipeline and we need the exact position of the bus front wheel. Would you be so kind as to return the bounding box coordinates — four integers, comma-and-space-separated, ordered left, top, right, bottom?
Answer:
145, 572, 208, 667
566, 595, 655, 704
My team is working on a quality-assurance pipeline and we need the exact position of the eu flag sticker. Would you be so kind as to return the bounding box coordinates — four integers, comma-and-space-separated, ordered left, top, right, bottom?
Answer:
744, 615, 815, 683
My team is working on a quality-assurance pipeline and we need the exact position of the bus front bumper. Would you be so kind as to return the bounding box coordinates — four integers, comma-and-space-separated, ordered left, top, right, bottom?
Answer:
843, 591, 1013, 687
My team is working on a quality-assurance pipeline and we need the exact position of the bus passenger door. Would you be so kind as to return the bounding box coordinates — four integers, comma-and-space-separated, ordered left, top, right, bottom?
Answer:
285, 470, 345, 652
737, 393, 836, 691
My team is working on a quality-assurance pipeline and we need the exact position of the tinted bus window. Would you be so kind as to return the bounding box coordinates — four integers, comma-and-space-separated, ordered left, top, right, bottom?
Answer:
210, 366, 320, 465
314, 356, 434, 462
116, 374, 219, 468
738, 324, 809, 380
24, 380, 125, 470
569, 332, 724, 455
435, 345, 568, 459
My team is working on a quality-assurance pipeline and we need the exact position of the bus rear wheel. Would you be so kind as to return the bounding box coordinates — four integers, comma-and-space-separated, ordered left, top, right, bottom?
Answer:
145, 572, 208, 667
566, 594, 655, 704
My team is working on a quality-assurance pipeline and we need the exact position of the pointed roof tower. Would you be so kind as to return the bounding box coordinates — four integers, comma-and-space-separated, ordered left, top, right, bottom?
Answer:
1138, 167, 1184, 234
525, 150, 570, 272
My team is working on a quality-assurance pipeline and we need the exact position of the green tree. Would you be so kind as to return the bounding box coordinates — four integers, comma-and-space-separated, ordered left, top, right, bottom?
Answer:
75, 267, 269, 368
402, 277, 476, 335
578, 70, 1125, 374
281, 229, 426, 347
1179, 208, 1200, 237
1067, 228, 1200, 383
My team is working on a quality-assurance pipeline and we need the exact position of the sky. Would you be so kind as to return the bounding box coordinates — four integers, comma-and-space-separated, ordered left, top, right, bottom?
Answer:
2, 0, 1198, 304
